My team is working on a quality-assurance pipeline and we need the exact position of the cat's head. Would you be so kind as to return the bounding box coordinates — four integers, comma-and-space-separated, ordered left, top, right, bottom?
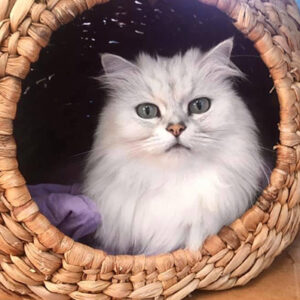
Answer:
96, 38, 256, 166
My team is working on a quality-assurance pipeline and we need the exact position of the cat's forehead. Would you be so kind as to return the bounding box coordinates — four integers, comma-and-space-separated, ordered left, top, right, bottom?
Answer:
136, 52, 202, 104
137, 51, 200, 81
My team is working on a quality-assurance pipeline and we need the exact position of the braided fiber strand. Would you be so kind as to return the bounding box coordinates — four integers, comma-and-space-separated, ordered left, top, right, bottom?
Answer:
0, 0, 299, 299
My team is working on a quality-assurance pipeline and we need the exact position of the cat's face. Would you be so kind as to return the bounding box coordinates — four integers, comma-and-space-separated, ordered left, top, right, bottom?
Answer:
98, 39, 249, 165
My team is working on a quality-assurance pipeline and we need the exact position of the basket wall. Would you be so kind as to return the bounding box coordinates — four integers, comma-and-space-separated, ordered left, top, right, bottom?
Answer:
0, 0, 299, 299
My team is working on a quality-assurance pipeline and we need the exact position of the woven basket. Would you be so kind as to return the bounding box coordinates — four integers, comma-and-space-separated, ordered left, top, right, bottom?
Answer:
0, 0, 299, 299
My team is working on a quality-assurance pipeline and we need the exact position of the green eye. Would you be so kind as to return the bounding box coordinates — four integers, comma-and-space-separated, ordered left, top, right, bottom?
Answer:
136, 103, 160, 119
188, 97, 211, 115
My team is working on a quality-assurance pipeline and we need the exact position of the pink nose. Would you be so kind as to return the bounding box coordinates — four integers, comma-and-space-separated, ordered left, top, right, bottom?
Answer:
166, 123, 186, 137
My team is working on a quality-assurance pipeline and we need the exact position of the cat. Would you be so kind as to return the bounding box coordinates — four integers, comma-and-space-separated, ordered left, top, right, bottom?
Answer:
83, 38, 267, 255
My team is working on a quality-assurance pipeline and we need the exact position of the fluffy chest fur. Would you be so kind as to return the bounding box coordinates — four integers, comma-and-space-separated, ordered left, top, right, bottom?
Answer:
85, 135, 261, 255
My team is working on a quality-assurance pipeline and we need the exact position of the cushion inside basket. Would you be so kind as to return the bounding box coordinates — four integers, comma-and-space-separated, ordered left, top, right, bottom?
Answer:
28, 183, 101, 241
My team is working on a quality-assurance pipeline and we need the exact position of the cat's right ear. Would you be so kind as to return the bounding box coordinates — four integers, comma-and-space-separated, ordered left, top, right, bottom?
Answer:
101, 54, 137, 74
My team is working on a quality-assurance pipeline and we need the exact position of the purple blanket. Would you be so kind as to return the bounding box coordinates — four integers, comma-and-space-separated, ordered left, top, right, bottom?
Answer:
28, 183, 101, 241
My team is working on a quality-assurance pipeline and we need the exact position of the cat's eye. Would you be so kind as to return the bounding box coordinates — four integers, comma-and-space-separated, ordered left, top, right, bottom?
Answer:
136, 103, 160, 119
188, 97, 211, 115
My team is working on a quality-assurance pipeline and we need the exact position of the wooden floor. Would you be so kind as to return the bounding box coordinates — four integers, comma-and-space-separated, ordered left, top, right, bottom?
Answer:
192, 232, 300, 300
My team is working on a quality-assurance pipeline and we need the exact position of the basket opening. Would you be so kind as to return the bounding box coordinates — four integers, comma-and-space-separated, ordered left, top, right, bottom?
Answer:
14, 0, 279, 249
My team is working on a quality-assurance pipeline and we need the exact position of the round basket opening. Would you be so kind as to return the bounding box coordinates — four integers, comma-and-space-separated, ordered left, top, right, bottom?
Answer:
14, 0, 279, 250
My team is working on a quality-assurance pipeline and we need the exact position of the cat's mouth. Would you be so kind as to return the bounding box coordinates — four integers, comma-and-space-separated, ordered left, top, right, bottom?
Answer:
166, 142, 191, 152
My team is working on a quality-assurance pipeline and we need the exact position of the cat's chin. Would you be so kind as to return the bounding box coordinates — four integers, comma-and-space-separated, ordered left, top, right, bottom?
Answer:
125, 144, 194, 170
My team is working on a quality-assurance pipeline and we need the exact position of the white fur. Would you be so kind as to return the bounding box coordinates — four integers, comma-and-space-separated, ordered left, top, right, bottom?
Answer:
83, 38, 267, 255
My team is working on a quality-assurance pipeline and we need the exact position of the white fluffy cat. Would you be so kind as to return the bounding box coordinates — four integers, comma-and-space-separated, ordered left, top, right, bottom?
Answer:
83, 38, 266, 255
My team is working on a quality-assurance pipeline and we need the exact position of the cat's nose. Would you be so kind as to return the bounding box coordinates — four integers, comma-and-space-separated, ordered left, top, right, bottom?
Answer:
166, 123, 186, 137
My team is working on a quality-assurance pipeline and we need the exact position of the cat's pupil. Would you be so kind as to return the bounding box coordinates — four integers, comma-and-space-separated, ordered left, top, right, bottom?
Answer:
145, 106, 150, 115
196, 101, 202, 110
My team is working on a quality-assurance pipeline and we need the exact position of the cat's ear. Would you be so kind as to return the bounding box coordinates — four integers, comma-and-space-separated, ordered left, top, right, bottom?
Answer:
201, 38, 233, 65
199, 37, 244, 81
101, 54, 137, 74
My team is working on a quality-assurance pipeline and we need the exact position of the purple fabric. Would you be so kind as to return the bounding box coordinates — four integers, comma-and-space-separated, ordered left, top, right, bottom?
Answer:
28, 183, 101, 241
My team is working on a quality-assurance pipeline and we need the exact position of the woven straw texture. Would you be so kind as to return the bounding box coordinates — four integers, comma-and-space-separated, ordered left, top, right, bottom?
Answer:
0, 0, 300, 299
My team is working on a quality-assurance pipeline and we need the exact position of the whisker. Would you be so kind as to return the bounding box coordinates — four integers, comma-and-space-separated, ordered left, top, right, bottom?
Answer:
72, 135, 163, 158
258, 146, 275, 153
188, 138, 210, 145
263, 167, 271, 184
231, 55, 260, 58
127, 137, 167, 155
192, 135, 220, 142
71, 149, 101, 158
200, 129, 229, 135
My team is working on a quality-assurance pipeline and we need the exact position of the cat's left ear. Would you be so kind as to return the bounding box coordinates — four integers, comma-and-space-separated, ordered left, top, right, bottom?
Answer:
203, 37, 233, 62
201, 38, 233, 65
101, 54, 137, 74
200, 37, 244, 80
